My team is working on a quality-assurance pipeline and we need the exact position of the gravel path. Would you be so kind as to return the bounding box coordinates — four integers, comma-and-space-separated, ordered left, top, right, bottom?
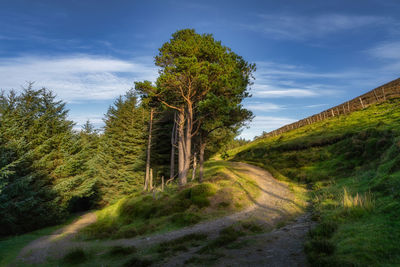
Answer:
15, 161, 312, 266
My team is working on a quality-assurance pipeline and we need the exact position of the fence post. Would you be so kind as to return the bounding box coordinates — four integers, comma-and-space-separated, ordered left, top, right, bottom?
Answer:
382, 87, 386, 101
359, 97, 365, 109
373, 89, 379, 101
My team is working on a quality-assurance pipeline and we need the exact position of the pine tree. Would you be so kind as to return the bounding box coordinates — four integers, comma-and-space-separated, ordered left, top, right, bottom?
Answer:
0, 86, 74, 235
95, 90, 147, 202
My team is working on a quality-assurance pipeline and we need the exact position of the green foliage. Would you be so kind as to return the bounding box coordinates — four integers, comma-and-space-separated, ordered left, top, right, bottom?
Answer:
0, 86, 99, 236
81, 161, 260, 240
96, 90, 147, 203
228, 99, 400, 266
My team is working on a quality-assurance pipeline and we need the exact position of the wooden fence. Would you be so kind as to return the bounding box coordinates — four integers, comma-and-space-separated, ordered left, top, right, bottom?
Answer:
263, 78, 400, 138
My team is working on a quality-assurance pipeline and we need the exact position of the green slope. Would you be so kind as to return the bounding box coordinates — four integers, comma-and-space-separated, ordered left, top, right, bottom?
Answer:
80, 161, 262, 240
227, 98, 400, 266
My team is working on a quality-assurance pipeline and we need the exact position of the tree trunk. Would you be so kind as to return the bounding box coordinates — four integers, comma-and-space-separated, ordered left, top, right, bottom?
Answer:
144, 108, 154, 191
191, 152, 197, 181
177, 110, 186, 186
170, 112, 177, 179
149, 168, 153, 190
199, 138, 206, 183
178, 104, 193, 186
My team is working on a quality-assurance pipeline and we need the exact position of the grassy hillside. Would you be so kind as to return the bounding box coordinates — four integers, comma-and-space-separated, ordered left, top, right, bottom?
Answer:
227, 98, 400, 266
80, 161, 262, 240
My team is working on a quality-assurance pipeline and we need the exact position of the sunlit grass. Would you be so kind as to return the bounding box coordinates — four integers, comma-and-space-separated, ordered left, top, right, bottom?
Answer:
227, 98, 400, 266
79, 160, 262, 240
342, 188, 374, 211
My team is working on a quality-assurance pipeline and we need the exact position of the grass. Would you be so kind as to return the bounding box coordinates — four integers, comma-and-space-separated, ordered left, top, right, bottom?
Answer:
0, 213, 80, 267
107, 245, 137, 256
62, 247, 88, 264
152, 233, 208, 259
79, 160, 261, 240
226, 98, 400, 266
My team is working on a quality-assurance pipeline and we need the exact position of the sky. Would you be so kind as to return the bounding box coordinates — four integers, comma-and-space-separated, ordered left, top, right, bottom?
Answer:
0, 0, 399, 139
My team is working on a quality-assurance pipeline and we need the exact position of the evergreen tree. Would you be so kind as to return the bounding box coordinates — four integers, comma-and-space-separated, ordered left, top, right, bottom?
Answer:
0, 86, 74, 235
96, 90, 147, 202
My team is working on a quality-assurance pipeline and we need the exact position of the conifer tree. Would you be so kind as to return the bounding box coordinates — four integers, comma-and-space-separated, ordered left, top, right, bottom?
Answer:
96, 90, 147, 202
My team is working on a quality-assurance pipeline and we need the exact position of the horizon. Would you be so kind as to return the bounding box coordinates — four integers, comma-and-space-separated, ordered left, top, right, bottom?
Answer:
1, 0, 400, 139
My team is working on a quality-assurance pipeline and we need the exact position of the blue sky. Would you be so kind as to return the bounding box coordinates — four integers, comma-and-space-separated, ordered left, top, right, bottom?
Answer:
1, 0, 399, 139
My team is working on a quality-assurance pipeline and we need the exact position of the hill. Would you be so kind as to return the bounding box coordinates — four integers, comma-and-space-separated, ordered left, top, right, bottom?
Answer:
227, 98, 400, 266
12, 161, 306, 266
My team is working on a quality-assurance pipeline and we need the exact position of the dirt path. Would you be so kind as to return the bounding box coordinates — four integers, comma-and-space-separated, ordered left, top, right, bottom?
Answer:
15, 212, 97, 266
106, 162, 303, 248
16, 162, 312, 266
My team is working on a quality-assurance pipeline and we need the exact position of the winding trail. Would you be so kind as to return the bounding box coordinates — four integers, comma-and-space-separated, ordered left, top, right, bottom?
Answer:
15, 162, 313, 266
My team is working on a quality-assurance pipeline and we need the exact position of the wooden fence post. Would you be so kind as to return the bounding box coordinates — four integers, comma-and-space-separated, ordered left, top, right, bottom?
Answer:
359, 97, 365, 109
382, 87, 386, 101
373, 89, 379, 101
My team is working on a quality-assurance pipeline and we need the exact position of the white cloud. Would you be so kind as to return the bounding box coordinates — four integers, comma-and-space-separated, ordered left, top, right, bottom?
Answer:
245, 102, 285, 112
0, 54, 158, 102
243, 14, 392, 40
305, 103, 328, 108
69, 114, 104, 130
252, 86, 318, 98
368, 41, 400, 60
251, 61, 343, 98
239, 115, 296, 140
366, 41, 400, 73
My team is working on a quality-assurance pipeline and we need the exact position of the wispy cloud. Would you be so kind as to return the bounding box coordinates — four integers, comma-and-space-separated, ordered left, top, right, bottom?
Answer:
245, 102, 285, 112
242, 13, 392, 41
368, 41, 400, 60
251, 61, 344, 98
240, 115, 296, 140
366, 41, 400, 73
0, 54, 157, 102
304, 103, 328, 108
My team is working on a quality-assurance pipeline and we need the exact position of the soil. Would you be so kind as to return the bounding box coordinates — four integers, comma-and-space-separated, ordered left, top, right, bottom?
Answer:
15, 162, 314, 266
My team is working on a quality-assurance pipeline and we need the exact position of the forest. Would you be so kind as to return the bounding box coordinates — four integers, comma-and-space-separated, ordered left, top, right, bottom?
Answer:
0, 29, 254, 237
